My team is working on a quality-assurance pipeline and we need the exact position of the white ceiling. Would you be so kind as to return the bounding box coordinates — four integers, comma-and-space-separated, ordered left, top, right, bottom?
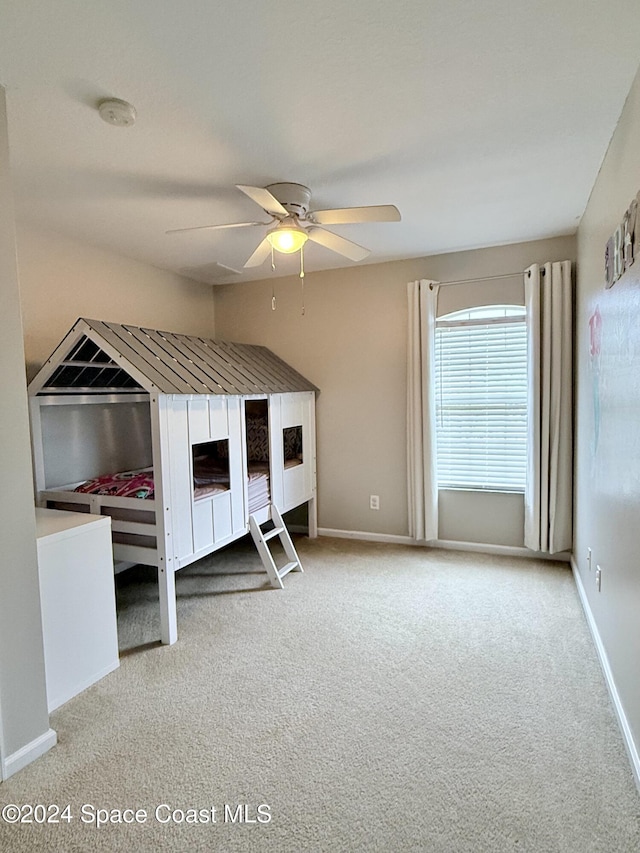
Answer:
1, 1, 639, 285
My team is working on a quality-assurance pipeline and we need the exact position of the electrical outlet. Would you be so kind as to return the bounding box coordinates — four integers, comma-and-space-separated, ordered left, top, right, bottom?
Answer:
587, 547, 592, 571
369, 495, 380, 511
595, 565, 602, 591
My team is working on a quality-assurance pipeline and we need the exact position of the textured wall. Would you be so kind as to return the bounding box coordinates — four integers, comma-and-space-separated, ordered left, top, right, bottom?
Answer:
17, 223, 215, 378
0, 87, 51, 771
574, 65, 640, 758
214, 235, 575, 541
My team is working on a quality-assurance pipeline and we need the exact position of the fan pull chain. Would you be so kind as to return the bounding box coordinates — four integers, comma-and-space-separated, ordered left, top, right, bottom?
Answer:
270, 245, 277, 310
300, 244, 305, 316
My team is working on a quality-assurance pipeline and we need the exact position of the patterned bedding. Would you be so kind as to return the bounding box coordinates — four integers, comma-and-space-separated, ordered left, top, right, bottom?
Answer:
74, 468, 155, 499
192, 456, 230, 500
74, 460, 229, 501
75, 457, 297, 506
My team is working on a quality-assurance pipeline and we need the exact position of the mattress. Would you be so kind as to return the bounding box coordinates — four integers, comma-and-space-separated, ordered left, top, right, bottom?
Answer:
73, 458, 282, 508
192, 455, 231, 500
74, 459, 230, 502
247, 463, 270, 514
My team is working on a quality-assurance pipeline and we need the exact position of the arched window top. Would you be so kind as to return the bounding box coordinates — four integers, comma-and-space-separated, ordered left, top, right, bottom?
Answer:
438, 304, 525, 323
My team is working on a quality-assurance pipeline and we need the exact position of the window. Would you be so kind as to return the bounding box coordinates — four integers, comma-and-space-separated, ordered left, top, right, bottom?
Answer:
283, 425, 303, 466
191, 439, 230, 500
434, 304, 527, 492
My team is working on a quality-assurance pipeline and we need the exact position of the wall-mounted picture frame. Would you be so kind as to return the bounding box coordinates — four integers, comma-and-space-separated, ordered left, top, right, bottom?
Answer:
605, 236, 615, 288
604, 189, 638, 288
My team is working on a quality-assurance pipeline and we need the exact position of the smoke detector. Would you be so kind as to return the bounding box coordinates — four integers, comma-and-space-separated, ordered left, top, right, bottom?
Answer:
98, 98, 137, 128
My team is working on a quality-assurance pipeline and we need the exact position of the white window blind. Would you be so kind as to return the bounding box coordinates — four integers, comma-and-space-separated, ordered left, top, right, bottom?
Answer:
434, 305, 527, 492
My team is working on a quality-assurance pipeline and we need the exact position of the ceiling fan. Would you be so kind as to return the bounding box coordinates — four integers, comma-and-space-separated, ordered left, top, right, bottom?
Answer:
166, 182, 401, 268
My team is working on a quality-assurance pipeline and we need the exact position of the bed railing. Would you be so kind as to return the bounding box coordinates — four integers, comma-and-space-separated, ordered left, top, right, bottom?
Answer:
38, 487, 159, 568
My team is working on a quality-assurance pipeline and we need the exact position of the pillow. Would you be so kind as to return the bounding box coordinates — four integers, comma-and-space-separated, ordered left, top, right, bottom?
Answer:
283, 426, 303, 460
215, 438, 229, 459
247, 419, 269, 462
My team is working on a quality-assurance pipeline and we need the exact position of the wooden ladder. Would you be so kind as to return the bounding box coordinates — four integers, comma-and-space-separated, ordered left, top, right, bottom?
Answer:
248, 504, 303, 589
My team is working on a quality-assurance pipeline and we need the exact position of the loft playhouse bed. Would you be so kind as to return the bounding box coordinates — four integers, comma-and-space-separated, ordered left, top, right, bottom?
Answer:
28, 319, 318, 645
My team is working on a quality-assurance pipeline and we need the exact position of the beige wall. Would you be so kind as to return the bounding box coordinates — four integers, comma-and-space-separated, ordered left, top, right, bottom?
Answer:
17, 224, 215, 377
0, 87, 51, 778
2, 188, 216, 775
438, 489, 525, 548
574, 65, 640, 766
214, 234, 575, 540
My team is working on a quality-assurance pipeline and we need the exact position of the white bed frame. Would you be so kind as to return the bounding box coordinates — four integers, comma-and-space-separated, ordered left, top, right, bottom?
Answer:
31, 390, 317, 645
29, 318, 319, 646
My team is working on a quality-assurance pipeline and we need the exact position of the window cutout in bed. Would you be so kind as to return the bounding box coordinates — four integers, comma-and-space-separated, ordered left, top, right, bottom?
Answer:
45, 334, 144, 393
283, 425, 303, 467
192, 440, 230, 500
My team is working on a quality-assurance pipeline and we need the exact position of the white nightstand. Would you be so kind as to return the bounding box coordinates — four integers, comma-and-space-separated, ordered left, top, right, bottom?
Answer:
35, 508, 119, 711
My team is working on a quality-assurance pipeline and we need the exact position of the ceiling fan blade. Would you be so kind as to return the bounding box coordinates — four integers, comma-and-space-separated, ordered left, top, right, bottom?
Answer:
244, 237, 272, 268
310, 204, 401, 225
236, 185, 288, 217
306, 227, 370, 262
166, 221, 269, 234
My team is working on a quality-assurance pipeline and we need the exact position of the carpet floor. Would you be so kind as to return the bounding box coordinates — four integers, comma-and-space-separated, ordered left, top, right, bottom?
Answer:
1, 536, 639, 852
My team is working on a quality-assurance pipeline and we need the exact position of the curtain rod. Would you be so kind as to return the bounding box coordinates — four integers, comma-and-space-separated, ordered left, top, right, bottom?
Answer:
428, 269, 544, 290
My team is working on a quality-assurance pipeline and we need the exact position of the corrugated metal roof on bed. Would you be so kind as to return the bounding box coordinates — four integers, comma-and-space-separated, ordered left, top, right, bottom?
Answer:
28, 318, 319, 396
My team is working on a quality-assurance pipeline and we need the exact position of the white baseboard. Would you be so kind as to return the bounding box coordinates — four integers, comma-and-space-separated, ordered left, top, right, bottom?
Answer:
318, 527, 415, 546
432, 539, 571, 561
317, 528, 569, 561
1, 728, 57, 781
571, 557, 640, 791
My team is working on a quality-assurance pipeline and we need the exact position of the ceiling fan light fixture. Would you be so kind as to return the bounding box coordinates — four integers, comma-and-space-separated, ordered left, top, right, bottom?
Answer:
266, 220, 308, 254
